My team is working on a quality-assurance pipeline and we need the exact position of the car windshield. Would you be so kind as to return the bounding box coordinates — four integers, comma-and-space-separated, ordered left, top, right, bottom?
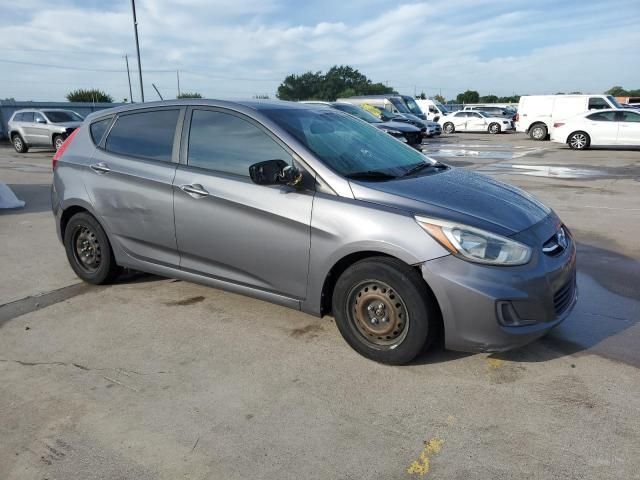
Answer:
43, 110, 84, 123
435, 102, 449, 114
263, 108, 433, 178
606, 95, 623, 108
332, 103, 382, 123
403, 97, 424, 115
476, 111, 490, 117
389, 98, 411, 113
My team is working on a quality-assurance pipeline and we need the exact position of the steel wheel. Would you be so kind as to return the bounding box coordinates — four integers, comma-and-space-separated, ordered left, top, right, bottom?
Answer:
72, 226, 102, 273
489, 123, 500, 134
569, 132, 589, 150
531, 125, 546, 140
443, 123, 454, 134
346, 280, 409, 349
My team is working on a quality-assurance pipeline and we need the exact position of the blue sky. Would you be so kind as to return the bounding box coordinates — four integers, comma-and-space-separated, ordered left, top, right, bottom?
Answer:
0, 0, 638, 101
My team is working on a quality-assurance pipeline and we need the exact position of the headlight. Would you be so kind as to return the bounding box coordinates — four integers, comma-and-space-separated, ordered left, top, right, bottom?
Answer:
415, 216, 531, 265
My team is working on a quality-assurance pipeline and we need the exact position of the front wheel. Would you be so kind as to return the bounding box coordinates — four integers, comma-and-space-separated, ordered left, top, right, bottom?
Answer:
488, 122, 501, 134
53, 135, 65, 151
443, 122, 455, 134
332, 257, 436, 365
568, 131, 590, 150
63, 212, 120, 284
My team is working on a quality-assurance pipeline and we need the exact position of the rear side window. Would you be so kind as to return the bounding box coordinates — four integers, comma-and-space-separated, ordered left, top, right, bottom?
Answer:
588, 97, 610, 110
105, 109, 179, 162
587, 111, 617, 121
187, 109, 291, 176
13, 113, 24, 122
90, 118, 112, 145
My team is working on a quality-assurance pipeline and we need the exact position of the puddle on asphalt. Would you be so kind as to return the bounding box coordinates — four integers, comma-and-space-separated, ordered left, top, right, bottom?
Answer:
479, 164, 611, 179
423, 147, 546, 160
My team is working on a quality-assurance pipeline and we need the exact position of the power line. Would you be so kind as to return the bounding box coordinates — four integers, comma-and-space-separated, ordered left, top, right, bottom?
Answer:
0, 58, 174, 73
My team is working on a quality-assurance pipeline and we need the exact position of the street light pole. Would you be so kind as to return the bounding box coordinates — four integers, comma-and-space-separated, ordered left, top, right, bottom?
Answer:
130, 0, 144, 102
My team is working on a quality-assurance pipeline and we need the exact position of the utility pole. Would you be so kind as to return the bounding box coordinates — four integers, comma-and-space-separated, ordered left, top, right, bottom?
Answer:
125, 54, 134, 103
130, 0, 144, 102
176, 70, 181, 98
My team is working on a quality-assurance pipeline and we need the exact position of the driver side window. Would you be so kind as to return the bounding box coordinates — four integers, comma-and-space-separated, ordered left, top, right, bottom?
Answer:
187, 109, 292, 176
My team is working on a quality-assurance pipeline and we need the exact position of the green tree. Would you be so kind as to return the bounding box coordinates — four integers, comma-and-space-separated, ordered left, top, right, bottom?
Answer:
605, 86, 628, 96
456, 90, 480, 104
177, 92, 202, 98
66, 88, 113, 103
433, 94, 446, 104
479, 94, 499, 103
276, 65, 393, 101
417, 92, 427, 100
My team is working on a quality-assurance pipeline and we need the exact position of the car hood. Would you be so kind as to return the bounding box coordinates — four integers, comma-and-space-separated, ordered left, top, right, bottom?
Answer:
377, 121, 421, 132
349, 166, 551, 236
53, 121, 83, 129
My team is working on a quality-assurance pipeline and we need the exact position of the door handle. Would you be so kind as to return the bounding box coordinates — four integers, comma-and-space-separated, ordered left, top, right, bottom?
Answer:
180, 184, 209, 198
90, 162, 110, 174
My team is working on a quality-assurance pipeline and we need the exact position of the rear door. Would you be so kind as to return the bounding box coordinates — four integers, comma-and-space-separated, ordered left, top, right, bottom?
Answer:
452, 112, 468, 130
616, 110, 640, 145
84, 108, 183, 266
173, 107, 314, 299
585, 111, 618, 145
20, 112, 37, 144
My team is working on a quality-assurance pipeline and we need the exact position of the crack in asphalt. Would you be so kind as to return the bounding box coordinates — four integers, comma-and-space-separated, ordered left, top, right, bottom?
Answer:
0, 358, 168, 375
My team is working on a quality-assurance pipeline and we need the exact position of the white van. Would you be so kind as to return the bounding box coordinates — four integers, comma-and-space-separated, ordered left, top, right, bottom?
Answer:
415, 99, 451, 121
516, 94, 623, 140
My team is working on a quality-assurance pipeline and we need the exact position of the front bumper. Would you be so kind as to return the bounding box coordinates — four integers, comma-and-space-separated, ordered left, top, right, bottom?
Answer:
421, 215, 577, 352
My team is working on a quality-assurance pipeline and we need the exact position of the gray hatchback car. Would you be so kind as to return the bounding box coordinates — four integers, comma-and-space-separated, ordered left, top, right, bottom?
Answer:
52, 100, 577, 364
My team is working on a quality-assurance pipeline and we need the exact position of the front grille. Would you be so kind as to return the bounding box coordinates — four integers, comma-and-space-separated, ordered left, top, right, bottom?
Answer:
553, 278, 575, 315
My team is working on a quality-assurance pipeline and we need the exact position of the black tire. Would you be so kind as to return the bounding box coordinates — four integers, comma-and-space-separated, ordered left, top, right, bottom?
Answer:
53, 134, 65, 151
529, 123, 547, 140
12, 134, 28, 153
332, 257, 436, 365
567, 131, 590, 150
488, 122, 501, 134
443, 122, 455, 134
63, 212, 120, 284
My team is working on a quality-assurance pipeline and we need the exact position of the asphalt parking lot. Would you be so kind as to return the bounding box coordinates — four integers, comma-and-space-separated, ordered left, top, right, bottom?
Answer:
1, 133, 639, 479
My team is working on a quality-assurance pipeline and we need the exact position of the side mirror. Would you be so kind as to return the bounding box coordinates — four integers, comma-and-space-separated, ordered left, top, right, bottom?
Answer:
249, 159, 302, 187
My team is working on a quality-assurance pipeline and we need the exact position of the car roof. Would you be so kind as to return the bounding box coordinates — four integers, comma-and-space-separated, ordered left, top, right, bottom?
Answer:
83, 99, 327, 122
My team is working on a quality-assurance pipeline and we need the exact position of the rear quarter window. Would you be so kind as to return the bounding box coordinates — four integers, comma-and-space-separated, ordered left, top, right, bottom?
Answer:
90, 118, 113, 145
104, 109, 180, 162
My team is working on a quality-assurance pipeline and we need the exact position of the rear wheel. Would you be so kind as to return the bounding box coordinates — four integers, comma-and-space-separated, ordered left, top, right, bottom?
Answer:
529, 123, 547, 140
63, 212, 120, 284
443, 122, 455, 134
12, 134, 28, 153
488, 122, 501, 134
568, 131, 590, 150
332, 257, 436, 365
53, 134, 65, 151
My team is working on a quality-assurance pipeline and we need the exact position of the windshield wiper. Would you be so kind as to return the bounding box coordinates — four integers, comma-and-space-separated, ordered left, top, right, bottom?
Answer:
401, 161, 446, 177
345, 171, 397, 181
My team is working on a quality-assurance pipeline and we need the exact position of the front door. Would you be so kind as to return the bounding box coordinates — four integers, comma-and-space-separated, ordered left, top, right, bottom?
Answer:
83, 108, 182, 266
466, 112, 487, 131
452, 112, 469, 131
31, 112, 51, 145
616, 110, 640, 145
585, 111, 619, 145
173, 107, 314, 299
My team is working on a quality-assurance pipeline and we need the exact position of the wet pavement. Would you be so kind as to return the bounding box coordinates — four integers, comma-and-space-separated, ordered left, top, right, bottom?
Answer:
1, 137, 639, 479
